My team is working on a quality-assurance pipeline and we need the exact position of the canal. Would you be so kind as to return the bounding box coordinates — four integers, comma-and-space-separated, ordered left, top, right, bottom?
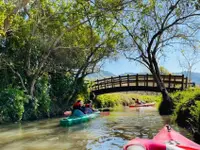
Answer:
0, 107, 192, 150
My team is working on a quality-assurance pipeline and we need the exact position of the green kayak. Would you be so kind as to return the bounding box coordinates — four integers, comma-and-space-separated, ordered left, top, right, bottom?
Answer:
60, 111, 100, 127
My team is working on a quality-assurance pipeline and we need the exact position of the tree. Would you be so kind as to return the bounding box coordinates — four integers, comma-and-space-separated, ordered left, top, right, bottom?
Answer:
114, 0, 200, 114
179, 49, 200, 82
50, 1, 123, 106
2, 0, 32, 32
0, 0, 122, 111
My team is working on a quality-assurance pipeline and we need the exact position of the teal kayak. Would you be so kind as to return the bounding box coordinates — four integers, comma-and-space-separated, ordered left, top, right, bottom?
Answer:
60, 111, 100, 127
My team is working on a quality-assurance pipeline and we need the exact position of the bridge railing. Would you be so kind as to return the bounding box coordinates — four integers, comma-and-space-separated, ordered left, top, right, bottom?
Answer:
91, 74, 189, 91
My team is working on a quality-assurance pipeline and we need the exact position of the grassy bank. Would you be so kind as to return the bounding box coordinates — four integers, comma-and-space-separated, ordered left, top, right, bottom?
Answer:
94, 92, 161, 108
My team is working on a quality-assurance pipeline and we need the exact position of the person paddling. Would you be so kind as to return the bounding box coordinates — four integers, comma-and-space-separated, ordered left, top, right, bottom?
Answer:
135, 99, 141, 104
72, 100, 85, 116
85, 100, 94, 114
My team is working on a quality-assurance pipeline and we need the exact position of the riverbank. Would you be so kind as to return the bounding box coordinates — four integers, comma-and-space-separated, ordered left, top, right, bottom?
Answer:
170, 87, 200, 143
95, 92, 161, 108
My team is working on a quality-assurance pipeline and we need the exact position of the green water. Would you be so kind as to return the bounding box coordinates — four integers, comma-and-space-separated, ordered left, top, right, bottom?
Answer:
0, 107, 192, 150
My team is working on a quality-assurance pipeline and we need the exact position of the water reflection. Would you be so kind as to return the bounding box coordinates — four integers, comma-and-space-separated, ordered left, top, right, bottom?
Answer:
0, 107, 191, 150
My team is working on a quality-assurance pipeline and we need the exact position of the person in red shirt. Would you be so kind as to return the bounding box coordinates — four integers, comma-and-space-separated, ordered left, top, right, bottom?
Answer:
72, 100, 85, 114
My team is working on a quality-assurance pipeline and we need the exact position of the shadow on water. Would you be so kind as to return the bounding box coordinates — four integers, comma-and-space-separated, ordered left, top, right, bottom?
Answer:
0, 107, 193, 150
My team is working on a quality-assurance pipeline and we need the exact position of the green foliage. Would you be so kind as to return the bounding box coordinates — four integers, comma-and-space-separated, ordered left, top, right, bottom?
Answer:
190, 101, 200, 129
0, 1, 15, 36
76, 80, 91, 102
0, 88, 29, 122
49, 73, 74, 104
171, 88, 200, 121
171, 87, 200, 142
0, 0, 122, 123
49, 73, 91, 113
35, 74, 51, 118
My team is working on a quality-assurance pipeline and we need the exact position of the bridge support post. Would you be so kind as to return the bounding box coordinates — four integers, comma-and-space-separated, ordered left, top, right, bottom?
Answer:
185, 77, 188, 88
146, 74, 148, 86
97, 79, 99, 90
111, 76, 114, 88
136, 74, 138, 86
181, 74, 184, 90
168, 74, 171, 88
104, 78, 106, 89
119, 75, 121, 87
127, 74, 129, 87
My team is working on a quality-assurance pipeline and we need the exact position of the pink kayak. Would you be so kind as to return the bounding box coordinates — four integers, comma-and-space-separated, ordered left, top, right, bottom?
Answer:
129, 103, 155, 108
124, 125, 200, 150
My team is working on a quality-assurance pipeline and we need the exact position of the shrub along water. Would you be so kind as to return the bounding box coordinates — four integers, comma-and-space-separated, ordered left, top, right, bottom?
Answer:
0, 73, 91, 123
0, 88, 29, 122
170, 87, 200, 143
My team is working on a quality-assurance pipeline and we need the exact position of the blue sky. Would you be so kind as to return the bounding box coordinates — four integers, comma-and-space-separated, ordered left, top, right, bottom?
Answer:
102, 50, 200, 75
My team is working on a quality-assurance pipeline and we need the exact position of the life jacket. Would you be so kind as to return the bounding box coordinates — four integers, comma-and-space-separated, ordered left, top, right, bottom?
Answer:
73, 101, 81, 109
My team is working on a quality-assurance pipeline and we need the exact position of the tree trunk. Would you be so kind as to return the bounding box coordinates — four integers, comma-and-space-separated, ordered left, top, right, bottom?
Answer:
159, 88, 173, 115
27, 76, 38, 109
151, 56, 173, 115
153, 73, 173, 115
30, 78, 36, 98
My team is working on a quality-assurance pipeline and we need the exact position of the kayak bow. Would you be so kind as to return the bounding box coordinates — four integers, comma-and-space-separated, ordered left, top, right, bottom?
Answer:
124, 125, 200, 150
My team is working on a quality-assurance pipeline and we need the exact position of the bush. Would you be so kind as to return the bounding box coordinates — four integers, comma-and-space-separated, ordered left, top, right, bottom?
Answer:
171, 88, 200, 143
49, 73, 91, 114
35, 74, 51, 118
49, 73, 74, 105
0, 88, 28, 122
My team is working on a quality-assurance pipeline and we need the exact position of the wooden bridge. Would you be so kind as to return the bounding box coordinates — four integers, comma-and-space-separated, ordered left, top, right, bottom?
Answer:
91, 74, 193, 95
